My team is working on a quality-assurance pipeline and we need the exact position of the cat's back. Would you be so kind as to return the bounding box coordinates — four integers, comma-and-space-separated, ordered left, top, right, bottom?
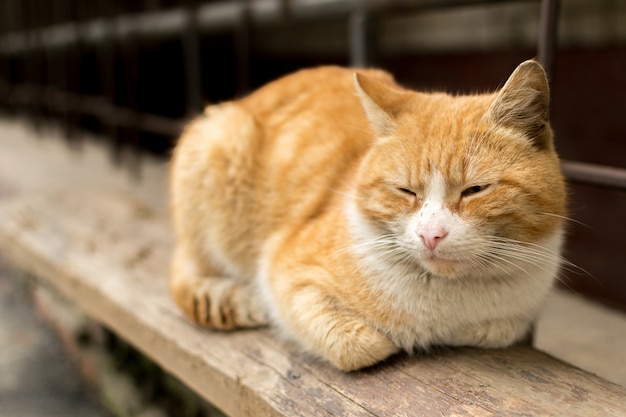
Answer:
234, 66, 399, 223
171, 66, 397, 277
240, 66, 395, 125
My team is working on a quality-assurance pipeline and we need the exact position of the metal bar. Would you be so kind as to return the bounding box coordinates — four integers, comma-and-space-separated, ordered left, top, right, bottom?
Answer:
235, 0, 252, 95
21, 0, 41, 129
537, 0, 560, 81
12, 0, 27, 115
47, 2, 67, 122
118, 1, 142, 177
561, 160, 626, 191
0, 0, 536, 54
99, 0, 119, 148
39, 0, 54, 125
63, 0, 80, 144
183, 0, 203, 114
348, 3, 376, 67
0, 0, 12, 111
6, 83, 186, 137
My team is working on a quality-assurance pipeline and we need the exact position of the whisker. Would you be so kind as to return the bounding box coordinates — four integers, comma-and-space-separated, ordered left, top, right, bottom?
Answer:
485, 236, 596, 284
482, 251, 533, 277
489, 236, 590, 276
469, 253, 515, 279
486, 248, 560, 278
332, 232, 419, 279
538, 212, 591, 229
553, 271, 576, 292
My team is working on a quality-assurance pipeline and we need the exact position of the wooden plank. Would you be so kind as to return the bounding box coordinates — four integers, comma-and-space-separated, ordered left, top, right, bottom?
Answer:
1, 190, 626, 417
402, 348, 626, 417
0, 191, 374, 417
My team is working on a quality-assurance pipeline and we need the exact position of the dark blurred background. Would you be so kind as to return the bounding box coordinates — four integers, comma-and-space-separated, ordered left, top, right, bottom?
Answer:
1, 0, 625, 312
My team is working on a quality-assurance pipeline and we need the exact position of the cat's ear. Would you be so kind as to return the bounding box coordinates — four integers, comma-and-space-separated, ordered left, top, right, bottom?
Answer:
354, 73, 405, 137
489, 60, 551, 148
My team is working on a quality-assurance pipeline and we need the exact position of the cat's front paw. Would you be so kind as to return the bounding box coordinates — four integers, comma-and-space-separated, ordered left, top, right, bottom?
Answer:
323, 323, 400, 371
452, 318, 530, 349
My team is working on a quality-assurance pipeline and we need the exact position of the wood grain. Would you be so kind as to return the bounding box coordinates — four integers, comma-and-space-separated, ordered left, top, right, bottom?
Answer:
1, 189, 625, 416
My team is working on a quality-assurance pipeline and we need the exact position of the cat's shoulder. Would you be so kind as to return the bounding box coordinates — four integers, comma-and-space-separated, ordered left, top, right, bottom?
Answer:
282, 65, 394, 81
250, 66, 397, 94
240, 66, 399, 115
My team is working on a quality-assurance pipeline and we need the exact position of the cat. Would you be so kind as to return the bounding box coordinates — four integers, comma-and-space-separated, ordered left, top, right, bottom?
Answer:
169, 60, 566, 371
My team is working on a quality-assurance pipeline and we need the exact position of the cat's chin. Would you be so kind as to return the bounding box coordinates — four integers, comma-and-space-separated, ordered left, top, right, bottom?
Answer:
421, 256, 463, 278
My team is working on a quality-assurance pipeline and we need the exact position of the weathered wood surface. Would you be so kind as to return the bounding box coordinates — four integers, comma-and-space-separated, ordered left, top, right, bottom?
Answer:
1, 189, 626, 417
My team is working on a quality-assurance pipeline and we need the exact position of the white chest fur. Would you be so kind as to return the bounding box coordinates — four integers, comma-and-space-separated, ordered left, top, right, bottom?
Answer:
347, 194, 563, 351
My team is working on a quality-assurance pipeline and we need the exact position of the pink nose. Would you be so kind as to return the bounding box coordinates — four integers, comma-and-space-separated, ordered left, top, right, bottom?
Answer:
419, 227, 448, 250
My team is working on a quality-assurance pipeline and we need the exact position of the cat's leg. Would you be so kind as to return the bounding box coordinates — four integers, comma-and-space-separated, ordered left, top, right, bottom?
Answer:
170, 245, 269, 330
268, 271, 399, 371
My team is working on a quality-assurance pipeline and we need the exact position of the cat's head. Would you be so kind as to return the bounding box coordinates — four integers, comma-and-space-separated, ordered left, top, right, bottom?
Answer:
351, 60, 566, 280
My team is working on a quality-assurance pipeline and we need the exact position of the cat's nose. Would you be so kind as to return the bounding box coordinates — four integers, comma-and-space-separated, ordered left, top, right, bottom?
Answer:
419, 227, 448, 250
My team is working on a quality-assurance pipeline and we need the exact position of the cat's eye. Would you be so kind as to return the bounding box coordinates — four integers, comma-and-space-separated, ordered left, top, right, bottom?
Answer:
397, 187, 417, 196
462, 184, 489, 197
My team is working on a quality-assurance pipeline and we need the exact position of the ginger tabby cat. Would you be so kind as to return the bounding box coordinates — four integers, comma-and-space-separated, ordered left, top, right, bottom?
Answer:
170, 60, 566, 371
